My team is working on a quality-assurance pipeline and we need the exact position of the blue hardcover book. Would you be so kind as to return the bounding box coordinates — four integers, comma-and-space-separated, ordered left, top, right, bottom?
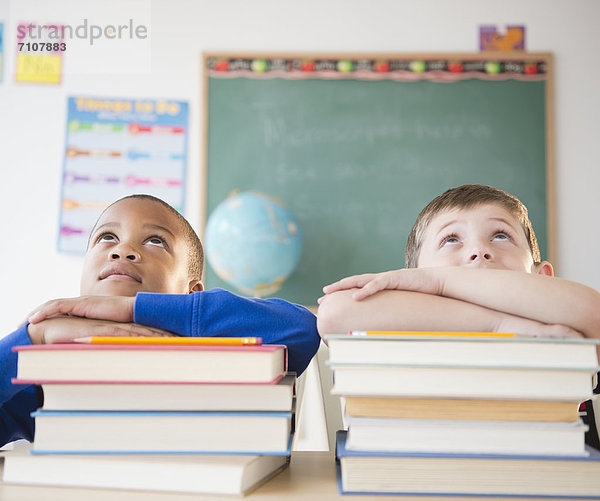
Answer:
336, 431, 600, 498
31, 410, 293, 454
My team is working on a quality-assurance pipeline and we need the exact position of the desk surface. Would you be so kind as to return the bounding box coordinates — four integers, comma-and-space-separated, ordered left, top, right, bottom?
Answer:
0, 452, 573, 501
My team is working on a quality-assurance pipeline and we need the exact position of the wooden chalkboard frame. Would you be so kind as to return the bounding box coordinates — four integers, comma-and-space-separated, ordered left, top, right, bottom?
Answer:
201, 52, 554, 301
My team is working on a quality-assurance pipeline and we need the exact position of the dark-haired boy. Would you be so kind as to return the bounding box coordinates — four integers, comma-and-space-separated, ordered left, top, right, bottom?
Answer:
1, 195, 320, 446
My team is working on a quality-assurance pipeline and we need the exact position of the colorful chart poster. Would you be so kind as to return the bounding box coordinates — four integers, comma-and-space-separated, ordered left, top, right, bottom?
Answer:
15, 22, 64, 84
59, 96, 188, 254
0, 22, 4, 82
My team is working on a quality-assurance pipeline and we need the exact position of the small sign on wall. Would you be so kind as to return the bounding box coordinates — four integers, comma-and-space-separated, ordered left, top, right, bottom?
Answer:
479, 25, 526, 51
15, 22, 65, 84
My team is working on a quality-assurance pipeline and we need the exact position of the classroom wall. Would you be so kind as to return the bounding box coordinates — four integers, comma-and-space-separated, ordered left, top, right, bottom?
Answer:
1, 0, 598, 337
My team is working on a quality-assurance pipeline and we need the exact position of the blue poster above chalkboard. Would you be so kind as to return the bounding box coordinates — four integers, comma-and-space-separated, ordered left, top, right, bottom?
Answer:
203, 53, 553, 305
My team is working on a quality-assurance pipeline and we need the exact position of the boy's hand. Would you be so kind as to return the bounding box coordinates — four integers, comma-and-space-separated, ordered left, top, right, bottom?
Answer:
26, 296, 136, 325
320, 269, 442, 302
496, 315, 584, 339
27, 316, 174, 345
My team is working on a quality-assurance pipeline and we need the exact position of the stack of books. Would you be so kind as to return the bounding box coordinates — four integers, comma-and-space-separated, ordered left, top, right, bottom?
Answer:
3, 336, 295, 495
325, 331, 600, 498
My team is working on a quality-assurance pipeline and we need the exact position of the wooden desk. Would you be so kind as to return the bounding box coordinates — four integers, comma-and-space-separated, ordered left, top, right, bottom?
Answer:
0, 452, 572, 501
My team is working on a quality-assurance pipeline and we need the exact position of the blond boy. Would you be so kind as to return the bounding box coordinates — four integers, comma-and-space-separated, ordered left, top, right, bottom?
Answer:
317, 184, 600, 340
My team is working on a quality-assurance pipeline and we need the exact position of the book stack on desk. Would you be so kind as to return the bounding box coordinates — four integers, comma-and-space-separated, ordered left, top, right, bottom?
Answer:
325, 331, 600, 498
3, 337, 295, 495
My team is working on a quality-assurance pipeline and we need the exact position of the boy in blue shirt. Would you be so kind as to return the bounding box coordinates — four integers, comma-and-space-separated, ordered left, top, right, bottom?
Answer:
317, 184, 599, 341
2, 194, 320, 446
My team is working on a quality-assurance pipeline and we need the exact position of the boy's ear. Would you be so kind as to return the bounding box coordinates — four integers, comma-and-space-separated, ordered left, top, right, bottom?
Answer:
188, 280, 204, 293
533, 260, 554, 277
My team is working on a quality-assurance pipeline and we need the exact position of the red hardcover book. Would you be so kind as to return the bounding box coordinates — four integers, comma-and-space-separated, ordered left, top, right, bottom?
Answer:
12, 343, 287, 384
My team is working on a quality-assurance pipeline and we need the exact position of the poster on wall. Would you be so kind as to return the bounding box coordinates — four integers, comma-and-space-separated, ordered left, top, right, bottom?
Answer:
479, 25, 526, 51
15, 22, 64, 84
58, 96, 188, 254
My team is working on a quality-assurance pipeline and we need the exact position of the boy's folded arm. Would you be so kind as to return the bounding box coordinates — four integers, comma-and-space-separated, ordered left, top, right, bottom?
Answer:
321, 268, 600, 340
316, 289, 582, 339
321, 269, 442, 301
317, 289, 502, 335
134, 289, 320, 376
27, 317, 172, 345
27, 296, 135, 325
430, 267, 600, 340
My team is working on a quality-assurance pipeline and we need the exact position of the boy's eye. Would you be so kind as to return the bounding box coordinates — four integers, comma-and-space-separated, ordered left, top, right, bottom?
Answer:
97, 233, 117, 244
492, 232, 510, 241
146, 237, 166, 248
441, 234, 460, 246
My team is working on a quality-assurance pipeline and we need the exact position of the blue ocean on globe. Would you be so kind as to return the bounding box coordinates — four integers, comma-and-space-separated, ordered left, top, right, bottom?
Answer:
204, 191, 303, 297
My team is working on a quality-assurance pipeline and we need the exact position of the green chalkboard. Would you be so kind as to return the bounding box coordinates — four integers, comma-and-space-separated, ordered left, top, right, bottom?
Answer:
203, 54, 553, 305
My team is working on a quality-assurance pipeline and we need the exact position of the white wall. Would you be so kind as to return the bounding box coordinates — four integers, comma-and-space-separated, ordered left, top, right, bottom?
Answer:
1, 0, 599, 337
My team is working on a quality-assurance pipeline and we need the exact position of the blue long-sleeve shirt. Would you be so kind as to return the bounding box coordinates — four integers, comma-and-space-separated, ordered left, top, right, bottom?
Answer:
0, 326, 40, 444
0, 289, 320, 446
134, 289, 319, 375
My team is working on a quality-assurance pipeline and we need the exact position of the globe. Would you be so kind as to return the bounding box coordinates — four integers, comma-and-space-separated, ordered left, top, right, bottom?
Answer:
204, 191, 303, 297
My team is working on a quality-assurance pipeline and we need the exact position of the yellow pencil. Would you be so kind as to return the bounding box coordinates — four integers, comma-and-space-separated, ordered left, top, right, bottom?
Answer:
73, 336, 263, 345
348, 331, 515, 337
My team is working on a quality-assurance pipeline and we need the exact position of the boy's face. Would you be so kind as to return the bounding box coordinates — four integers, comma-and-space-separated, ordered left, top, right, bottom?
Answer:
80, 198, 199, 296
417, 203, 538, 273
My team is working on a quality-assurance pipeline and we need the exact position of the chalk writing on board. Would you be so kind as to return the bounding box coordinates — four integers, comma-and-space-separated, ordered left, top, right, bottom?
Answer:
263, 116, 492, 149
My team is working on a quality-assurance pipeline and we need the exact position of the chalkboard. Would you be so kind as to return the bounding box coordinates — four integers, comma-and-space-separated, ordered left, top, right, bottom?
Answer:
202, 53, 553, 305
